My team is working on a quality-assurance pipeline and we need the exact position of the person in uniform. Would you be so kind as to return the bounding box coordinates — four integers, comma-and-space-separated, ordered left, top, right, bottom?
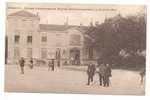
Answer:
19, 57, 25, 74
86, 62, 96, 85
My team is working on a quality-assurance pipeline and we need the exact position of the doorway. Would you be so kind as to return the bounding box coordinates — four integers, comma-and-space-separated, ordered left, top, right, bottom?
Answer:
70, 48, 80, 65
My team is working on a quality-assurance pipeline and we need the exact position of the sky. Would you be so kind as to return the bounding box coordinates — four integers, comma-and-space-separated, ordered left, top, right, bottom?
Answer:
6, 3, 146, 26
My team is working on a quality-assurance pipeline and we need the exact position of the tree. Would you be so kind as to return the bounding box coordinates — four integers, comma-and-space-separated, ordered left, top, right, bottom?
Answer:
85, 14, 146, 68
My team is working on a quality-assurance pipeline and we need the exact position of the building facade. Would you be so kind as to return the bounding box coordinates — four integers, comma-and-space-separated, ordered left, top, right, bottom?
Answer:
6, 10, 98, 65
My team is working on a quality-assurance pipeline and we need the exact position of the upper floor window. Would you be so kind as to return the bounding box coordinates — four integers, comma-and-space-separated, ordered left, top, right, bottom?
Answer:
27, 36, 32, 44
14, 35, 20, 44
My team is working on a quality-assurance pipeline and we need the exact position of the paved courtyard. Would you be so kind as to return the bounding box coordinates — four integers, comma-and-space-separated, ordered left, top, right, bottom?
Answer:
5, 65, 145, 95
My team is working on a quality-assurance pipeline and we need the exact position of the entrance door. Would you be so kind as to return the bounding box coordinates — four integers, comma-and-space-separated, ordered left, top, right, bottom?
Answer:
70, 49, 80, 65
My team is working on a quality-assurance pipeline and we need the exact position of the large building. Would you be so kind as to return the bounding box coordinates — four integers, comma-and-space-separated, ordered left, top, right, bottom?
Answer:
6, 10, 99, 65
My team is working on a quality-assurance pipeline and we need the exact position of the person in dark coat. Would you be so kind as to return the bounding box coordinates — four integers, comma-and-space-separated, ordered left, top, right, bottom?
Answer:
48, 59, 55, 71
57, 60, 60, 67
48, 60, 52, 71
86, 62, 96, 85
104, 64, 112, 87
98, 63, 106, 86
19, 57, 25, 74
51, 59, 55, 71
29, 58, 33, 69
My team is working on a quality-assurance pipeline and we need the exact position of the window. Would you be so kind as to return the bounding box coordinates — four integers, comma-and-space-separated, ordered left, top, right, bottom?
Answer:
14, 35, 20, 44
27, 48, 32, 58
27, 36, 32, 44
41, 48, 47, 59
14, 47, 20, 58
41, 36, 47, 42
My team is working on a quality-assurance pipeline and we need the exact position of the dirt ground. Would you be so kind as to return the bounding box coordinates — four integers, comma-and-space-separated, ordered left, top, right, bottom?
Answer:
5, 65, 145, 95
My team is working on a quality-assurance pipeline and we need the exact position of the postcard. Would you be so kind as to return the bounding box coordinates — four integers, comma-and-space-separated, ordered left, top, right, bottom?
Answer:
5, 2, 146, 95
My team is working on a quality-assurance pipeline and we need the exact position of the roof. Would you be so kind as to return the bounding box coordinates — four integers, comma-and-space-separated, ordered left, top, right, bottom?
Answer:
39, 24, 88, 32
8, 10, 38, 17
39, 24, 94, 41
39, 24, 71, 31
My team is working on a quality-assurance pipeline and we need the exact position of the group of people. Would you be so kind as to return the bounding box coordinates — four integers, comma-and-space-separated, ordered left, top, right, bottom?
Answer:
19, 57, 145, 86
87, 62, 112, 87
19, 57, 34, 74
19, 57, 56, 74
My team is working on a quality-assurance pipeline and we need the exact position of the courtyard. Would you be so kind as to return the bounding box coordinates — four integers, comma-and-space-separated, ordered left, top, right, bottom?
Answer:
5, 64, 145, 95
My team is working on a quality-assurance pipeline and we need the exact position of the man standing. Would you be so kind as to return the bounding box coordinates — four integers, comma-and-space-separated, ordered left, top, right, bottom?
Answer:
70, 57, 74, 65
48, 60, 52, 71
19, 57, 25, 74
98, 63, 106, 86
104, 64, 112, 87
56, 49, 61, 67
140, 68, 145, 84
48, 59, 55, 71
57, 59, 60, 67
86, 62, 96, 85
51, 59, 55, 71
29, 58, 33, 69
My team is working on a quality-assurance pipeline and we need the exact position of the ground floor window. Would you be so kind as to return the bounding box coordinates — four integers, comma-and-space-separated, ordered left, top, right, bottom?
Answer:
70, 48, 80, 65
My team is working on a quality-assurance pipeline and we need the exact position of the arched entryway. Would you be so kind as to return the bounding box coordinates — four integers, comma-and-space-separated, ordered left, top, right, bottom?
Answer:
70, 48, 80, 65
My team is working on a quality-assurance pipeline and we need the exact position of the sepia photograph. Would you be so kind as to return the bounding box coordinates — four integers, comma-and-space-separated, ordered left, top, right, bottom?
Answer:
5, 2, 146, 95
